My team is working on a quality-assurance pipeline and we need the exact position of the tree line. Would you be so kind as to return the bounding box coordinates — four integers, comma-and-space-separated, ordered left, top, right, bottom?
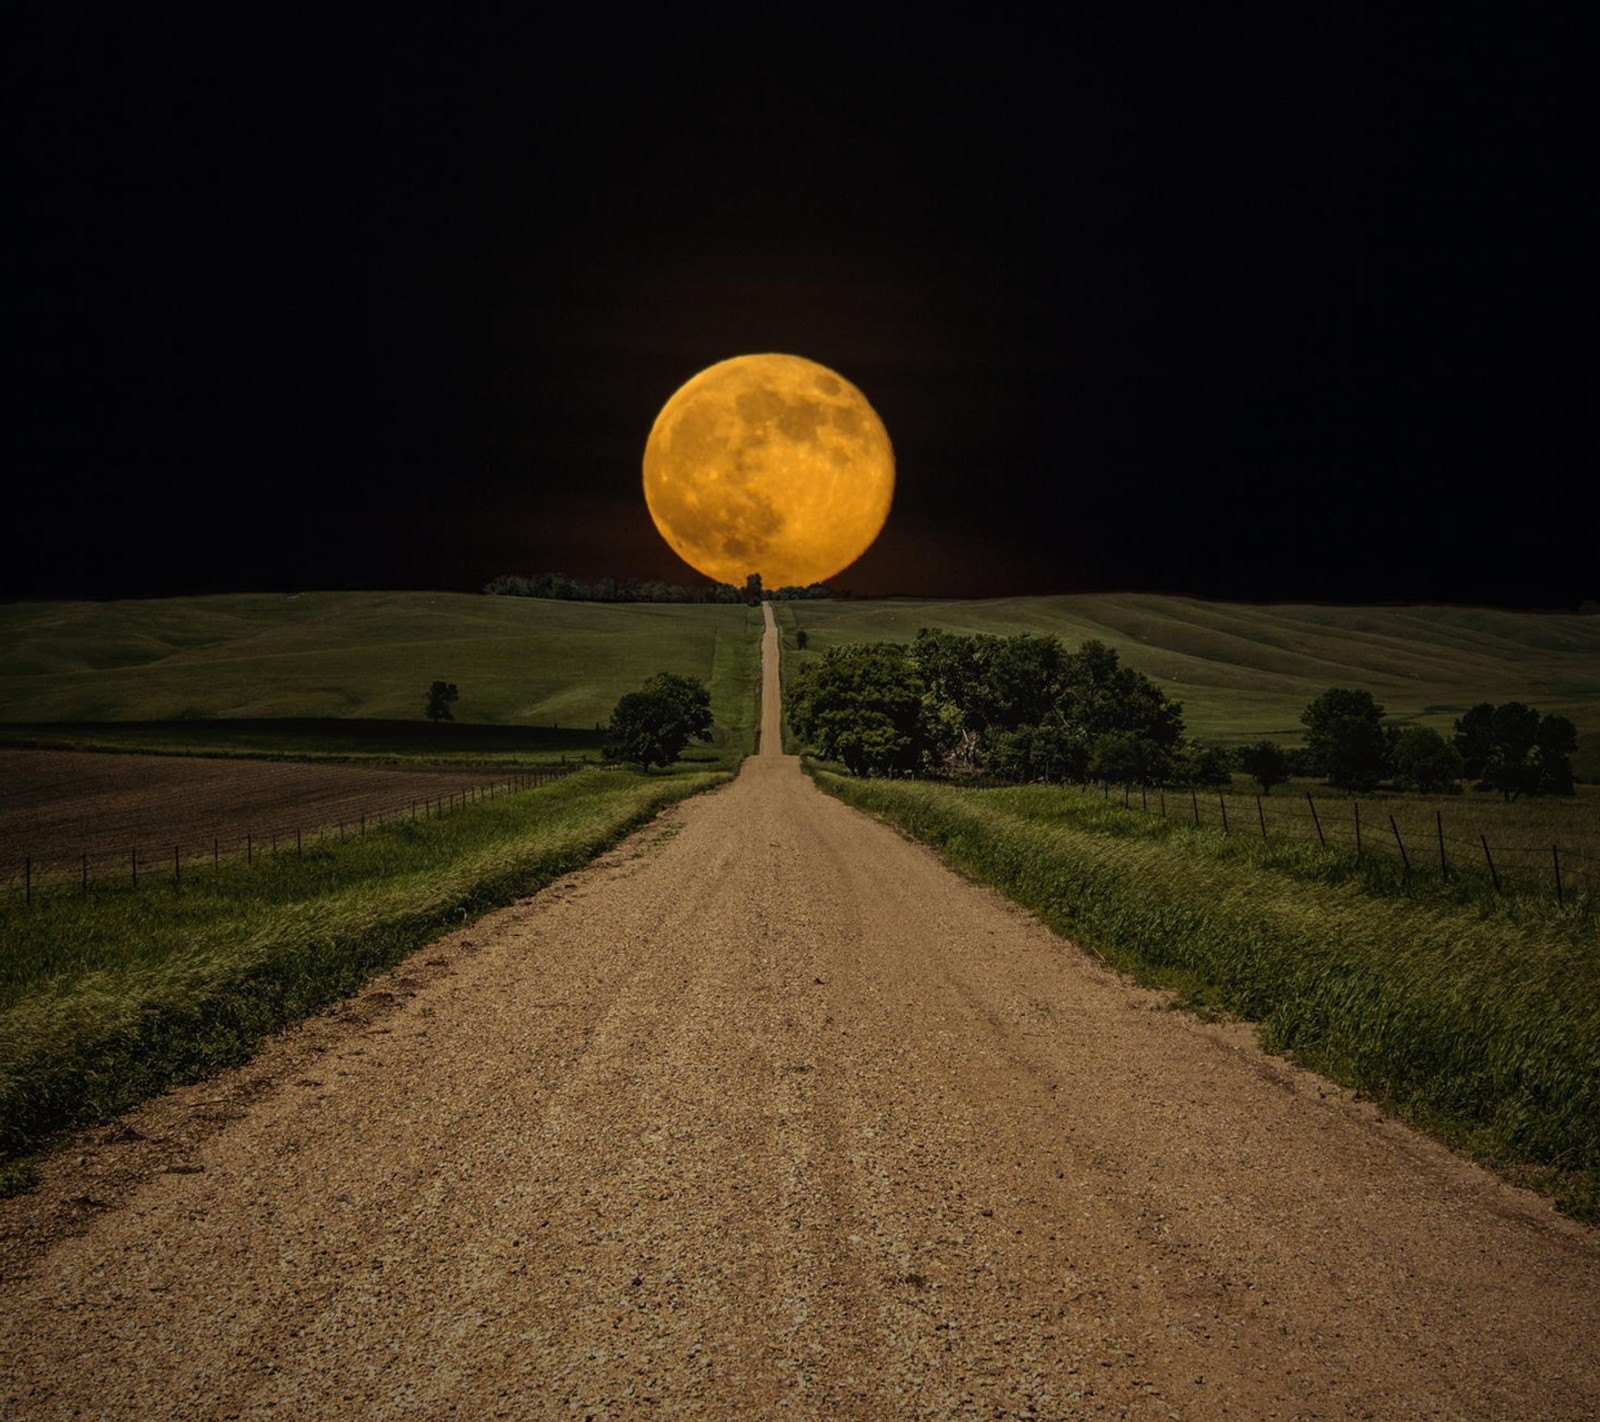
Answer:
484, 572, 835, 604
785, 631, 1220, 783
1240, 690, 1579, 800
786, 631, 1582, 798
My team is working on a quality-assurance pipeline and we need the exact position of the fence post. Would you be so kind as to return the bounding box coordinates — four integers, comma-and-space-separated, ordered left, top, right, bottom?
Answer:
1307, 793, 1325, 848
1481, 835, 1500, 892
1191, 788, 1200, 825
1390, 816, 1410, 873
1553, 845, 1564, 907
1123, 783, 1131, 808
1256, 795, 1267, 839
1219, 796, 1230, 835
1436, 811, 1447, 880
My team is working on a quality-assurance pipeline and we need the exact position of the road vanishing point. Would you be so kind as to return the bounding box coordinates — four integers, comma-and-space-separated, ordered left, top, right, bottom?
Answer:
4, 605, 1598, 1418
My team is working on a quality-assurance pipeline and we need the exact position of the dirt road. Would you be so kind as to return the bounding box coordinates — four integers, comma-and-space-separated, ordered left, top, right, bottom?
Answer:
4, 606, 1597, 1418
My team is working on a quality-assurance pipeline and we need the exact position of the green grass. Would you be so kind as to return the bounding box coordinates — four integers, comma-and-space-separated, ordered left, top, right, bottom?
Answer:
0, 592, 764, 766
0, 766, 729, 1171
0, 718, 611, 766
779, 595, 1600, 778
813, 768, 1600, 1221
1098, 777, 1600, 906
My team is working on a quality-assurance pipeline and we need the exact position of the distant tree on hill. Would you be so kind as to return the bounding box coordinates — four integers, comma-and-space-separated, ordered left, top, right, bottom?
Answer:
1300, 688, 1390, 792
605, 673, 714, 770
424, 680, 459, 723
1454, 702, 1578, 800
1239, 739, 1290, 794
1392, 726, 1464, 793
744, 573, 763, 605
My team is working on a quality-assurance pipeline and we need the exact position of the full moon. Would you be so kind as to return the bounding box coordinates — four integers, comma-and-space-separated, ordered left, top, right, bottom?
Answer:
642, 353, 894, 588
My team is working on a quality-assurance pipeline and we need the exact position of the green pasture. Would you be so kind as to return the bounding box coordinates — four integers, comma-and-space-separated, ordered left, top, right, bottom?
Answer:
0, 592, 764, 767
0, 765, 728, 1180
776, 595, 1600, 777
816, 769, 1600, 1220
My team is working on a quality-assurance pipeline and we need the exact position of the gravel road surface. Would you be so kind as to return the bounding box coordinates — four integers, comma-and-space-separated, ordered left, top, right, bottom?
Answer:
3, 606, 1597, 1418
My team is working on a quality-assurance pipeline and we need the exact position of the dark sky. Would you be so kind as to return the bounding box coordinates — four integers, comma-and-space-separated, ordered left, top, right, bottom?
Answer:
7, 9, 1593, 607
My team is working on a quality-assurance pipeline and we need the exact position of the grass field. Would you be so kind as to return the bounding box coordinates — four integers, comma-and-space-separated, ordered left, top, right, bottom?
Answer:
1092, 776, 1600, 907
0, 766, 728, 1181
0, 592, 764, 766
815, 768, 1600, 1220
775, 595, 1600, 778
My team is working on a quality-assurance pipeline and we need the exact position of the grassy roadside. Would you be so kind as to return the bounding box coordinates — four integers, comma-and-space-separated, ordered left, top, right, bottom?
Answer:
813, 769, 1600, 1221
0, 767, 728, 1188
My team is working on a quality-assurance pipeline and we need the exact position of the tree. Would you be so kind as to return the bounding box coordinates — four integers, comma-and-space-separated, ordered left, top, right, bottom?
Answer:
424, 680, 459, 723
1300, 688, 1390, 792
605, 673, 714, 770
1169, 741, 1234, 788
911, 630, 1183, 779
1534, 714, 1578, 795
1392, 726, 1464, 793
744, 572, 764, 605
1238, 739, 1290, 794
1455, 702, 1579, 800
1089, 729, 1171, 786
1452, 703, 1496, 779
785, 643, 935, 775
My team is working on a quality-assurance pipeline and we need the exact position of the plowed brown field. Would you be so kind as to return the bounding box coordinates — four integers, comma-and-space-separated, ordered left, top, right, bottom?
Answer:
0, 750, 557, 890
3, 607, 1597, 1419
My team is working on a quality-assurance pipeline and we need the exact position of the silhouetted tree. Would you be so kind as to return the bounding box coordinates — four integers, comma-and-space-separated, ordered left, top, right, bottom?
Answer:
1392, 726, 1464, 793
424, 680, 459, 723
1239, 740, 1290, 794
1300, 688, 1389, 792
1455, 702, 1579, 799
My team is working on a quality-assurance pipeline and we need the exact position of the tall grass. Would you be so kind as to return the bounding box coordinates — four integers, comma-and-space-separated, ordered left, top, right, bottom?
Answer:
0, 768, 727, 1169
816, 770, 1600, 1219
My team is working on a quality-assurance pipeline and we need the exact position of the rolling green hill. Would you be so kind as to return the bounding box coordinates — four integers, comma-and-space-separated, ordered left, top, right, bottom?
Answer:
777, 594, 1600, 778
0, 592, 763, 765
4, 591, 1595, 776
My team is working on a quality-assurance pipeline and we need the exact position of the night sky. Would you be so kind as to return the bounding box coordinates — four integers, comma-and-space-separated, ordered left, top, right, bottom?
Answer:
7, 10, 1592, 608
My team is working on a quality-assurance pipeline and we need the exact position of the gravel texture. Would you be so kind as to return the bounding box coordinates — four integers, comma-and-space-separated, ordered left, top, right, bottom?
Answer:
3, 607, 1597, 1418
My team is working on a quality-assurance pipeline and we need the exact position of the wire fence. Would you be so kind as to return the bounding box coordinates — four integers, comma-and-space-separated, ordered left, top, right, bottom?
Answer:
3, 766, 578, 907
1080, 779, 1598, 911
